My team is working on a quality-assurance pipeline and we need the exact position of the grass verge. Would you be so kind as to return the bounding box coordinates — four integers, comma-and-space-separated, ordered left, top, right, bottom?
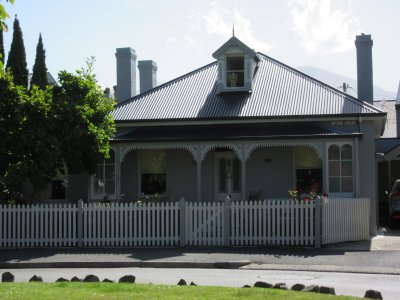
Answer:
0, 282, 362, 300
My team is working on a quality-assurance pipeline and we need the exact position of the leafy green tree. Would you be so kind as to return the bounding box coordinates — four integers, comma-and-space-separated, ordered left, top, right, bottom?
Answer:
0, 58, 115, 203
0, 0, 14, 72
6, 16, 28, 88
30, 33, 48, 90
0, 1, 14, 24
0, 71, 27, 202
21, 85, 63, 201
52, 58, 116, 175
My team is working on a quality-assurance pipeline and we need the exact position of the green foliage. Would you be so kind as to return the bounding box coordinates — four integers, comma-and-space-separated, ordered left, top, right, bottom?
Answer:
0, 58, 115, 203
52, 57, 116, 175
0, 282, 360, 300
0, 0, 14, 71
0, 1, 14, 31
6, 16, 28, 88
22, 85, 63, 197
30, 34, 48, 90
0, 71, 26, 202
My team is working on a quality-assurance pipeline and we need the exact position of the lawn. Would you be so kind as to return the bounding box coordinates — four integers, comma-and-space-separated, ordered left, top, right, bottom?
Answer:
0, 282, 361, 300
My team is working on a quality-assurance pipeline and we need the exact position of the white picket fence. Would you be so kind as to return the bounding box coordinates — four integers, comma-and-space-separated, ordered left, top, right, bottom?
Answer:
0, 198, 369, 248
82, 202, 180, 247
322, 198, 370, 244
230, 200, 315, 246
0, 204, 77, 248
184, 201, 224, 246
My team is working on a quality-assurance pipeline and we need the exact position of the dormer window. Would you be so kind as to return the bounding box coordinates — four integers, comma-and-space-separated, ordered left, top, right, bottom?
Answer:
212, 36, 260, 94
226, 55, 244, 87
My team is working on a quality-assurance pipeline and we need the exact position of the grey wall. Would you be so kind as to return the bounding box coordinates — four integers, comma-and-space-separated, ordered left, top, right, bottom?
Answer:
201, 154, 215, 201
166, 150, 196, 201
246, 147, 294, 199
358, 121, 378, 235
115, 47, 137, 103
121, 150, 139, 202
355, 34, 374, 104
138, 60, 157, 94
67, 173, 89, 203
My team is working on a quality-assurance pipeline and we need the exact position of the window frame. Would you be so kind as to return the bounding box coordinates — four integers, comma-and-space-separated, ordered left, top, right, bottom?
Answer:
139, 149, 167, 196
90, 149, 116, 200
225, 54, 245, 88
326, 142, 354, 197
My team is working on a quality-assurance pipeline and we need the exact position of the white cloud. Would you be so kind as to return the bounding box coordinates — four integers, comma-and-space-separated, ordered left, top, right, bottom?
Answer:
203, 2, 271, 53
166, 36, 177, 45
288, 0, 360, 54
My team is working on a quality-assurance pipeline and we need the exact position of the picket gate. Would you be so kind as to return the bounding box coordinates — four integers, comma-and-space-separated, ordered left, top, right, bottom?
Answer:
321, 198, 370, 245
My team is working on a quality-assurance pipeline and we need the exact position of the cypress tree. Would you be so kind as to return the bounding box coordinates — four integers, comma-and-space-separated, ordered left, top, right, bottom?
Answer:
0, 27, 4, 66
30, 34, 48, 90
6, 16, 28, 88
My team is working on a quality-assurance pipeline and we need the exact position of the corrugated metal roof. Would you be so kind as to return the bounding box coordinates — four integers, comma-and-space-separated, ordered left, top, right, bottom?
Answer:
375, 138, 400, 154
112, 53, 384, 122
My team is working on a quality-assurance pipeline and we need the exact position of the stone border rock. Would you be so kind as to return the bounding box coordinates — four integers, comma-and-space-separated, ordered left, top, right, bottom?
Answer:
1, 272, 383, 299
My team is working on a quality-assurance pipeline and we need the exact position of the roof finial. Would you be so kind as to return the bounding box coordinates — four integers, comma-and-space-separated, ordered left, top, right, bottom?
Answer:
232, 24, 235, 37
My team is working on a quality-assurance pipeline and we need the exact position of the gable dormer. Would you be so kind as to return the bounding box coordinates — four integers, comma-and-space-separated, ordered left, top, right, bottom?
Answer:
212, 36, 260, 94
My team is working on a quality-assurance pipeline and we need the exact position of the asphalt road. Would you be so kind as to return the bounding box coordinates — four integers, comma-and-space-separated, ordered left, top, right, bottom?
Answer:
1, 267, 399, 299
2, 246, 400, 274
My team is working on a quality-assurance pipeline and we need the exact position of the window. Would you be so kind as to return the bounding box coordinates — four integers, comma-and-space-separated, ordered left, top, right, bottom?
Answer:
294, 146, 322, 194
328, 144, 353, 194
92, 149, 115, 198
226, 55, 244, 87
140, 150, 166, 195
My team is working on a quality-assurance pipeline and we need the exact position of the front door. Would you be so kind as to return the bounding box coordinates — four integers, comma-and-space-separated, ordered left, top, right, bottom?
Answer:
214, 152, 241, 201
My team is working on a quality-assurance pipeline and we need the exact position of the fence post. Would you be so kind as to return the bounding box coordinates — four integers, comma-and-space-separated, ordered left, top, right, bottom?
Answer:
179, 197, 186, 247
223, 196, 231, 246
77, 199, 83, 248
314, 196, 321, 248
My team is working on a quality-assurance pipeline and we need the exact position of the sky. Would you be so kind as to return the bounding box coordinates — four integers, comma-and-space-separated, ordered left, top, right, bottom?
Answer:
2, 0, 400, 97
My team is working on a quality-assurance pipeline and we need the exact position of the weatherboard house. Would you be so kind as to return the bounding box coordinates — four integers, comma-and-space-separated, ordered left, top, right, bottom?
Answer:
67, 35, 385, 235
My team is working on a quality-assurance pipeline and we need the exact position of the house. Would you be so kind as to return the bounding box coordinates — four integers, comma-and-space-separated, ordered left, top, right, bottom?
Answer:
66, 34, 386, 236
375, 83, 400, 222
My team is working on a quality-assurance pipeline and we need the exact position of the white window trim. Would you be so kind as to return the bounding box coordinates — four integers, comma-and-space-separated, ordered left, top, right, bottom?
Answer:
326, 142, 354, 198
225, 54, 245, 89
222, 53, 248, 91
90, 148, 116, 201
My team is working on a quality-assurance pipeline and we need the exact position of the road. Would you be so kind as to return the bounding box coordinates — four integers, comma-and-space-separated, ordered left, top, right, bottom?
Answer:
1, 267, 399, 299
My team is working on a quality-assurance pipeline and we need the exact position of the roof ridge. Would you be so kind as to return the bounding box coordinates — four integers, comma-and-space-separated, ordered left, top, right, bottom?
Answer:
256, 52, 384, 114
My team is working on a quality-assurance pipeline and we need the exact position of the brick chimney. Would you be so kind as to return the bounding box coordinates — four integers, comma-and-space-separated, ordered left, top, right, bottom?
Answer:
355, 34, 374, 104
115, 47, 137, 103
138, 60, 157, 94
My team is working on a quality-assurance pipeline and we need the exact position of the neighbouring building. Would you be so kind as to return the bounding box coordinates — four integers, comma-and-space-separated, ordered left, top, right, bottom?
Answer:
375, 83, 400, 223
